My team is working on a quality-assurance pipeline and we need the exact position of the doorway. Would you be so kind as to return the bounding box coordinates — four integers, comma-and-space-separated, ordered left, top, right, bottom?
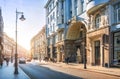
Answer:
94, 40, 100, 65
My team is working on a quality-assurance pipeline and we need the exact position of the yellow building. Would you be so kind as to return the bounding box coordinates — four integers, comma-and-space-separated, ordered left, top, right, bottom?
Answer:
3, 33, 15, 59
31, 26, 46, 61
3, 33, 28, 60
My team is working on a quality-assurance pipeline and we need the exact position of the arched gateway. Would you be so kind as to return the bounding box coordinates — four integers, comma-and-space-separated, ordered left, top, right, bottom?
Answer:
65, 16, 87, 63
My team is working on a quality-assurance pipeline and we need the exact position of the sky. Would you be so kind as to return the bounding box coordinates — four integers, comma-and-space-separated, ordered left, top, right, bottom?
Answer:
0, 0, 47, 50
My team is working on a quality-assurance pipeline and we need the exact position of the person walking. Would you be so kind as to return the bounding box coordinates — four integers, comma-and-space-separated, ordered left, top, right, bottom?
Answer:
0, 57, 3, 67
66, 57, 69, 64
6, 57, 9, 66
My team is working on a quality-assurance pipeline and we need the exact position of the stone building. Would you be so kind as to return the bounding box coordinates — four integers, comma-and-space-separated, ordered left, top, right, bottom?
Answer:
45, 0, 120, 67
3, 33, 28, 61
86, 0, 110, 67
31, 26, 46, 61
44, 0, 58, 61
0, 8, 4, 61
3, 33, 15, 60
109, 0, 120, 67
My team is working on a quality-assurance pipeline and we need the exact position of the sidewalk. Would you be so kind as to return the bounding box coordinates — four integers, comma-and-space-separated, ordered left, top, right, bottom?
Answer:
40, 61, 120, 77
0, 61, 30, 79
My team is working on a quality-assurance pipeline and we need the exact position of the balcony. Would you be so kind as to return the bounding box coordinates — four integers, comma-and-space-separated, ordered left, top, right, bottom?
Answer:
86, 0, 109, 14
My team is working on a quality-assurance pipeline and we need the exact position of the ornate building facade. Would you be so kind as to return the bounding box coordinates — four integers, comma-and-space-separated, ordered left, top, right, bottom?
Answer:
45, 0, 120, 67
109, 0, 120, 67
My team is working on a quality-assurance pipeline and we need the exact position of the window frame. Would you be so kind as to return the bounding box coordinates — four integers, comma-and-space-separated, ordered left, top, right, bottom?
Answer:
95, 14, 101, 28
117, 8, 120, 22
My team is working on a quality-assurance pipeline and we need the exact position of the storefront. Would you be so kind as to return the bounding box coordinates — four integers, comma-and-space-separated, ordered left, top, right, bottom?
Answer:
113, 31, 120, 65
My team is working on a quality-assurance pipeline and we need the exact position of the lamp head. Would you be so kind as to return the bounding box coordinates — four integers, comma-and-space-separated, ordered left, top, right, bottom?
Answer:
19, 14, 26, 21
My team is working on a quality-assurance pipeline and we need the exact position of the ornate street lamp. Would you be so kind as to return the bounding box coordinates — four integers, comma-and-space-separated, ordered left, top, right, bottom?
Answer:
14, 9, 25, 74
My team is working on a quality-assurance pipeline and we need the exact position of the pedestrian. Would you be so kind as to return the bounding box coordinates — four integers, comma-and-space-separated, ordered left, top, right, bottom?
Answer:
66, 57, 69, 64
0, 57, 3, 67
6, 57, 9, 66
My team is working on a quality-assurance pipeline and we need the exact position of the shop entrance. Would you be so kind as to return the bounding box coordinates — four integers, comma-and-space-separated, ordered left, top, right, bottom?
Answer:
94, 40, 100, 65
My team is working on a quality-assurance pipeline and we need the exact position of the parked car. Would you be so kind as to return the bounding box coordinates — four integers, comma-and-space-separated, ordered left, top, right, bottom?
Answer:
19, 57, 26, 64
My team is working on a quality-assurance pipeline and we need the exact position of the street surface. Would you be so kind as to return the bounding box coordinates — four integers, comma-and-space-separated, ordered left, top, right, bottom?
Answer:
19, 63, 82, 79
19, 62, 120, 79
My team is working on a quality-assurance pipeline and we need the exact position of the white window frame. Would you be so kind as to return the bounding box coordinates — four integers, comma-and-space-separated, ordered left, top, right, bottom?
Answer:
117, 8, 120, 22
95, 14, 101, 28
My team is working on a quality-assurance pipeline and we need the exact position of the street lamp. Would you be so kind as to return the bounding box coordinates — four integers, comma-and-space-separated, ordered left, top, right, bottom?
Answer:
82, 42, 87, 69
14, 9, 25, 74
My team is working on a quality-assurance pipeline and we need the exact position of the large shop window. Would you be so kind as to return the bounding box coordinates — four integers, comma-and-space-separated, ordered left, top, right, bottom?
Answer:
114, 32, 120, 65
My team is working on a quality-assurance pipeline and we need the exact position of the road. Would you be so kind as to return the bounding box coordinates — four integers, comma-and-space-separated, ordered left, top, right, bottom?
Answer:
19, 62, 120, 79
19, 63, 82, 79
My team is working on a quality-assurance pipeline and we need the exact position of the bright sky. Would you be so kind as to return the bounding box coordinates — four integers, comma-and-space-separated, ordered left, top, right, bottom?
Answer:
0, 0, 47, 50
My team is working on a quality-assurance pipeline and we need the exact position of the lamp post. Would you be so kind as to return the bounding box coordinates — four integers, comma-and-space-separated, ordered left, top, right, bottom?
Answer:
82, 42, 87, 69
14, 9, 25, 74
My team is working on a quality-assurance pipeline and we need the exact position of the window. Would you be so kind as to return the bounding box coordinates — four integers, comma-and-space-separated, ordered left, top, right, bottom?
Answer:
50, 26, 52, 32
53, 1, 55, 7
50, 38, 52, 44
62, 15, 64, 23
114, 2, 120, 23
53, 12, 55, 20
50, 15, 52, 21
53, 36, 55, 44
74, 0, 78, 15
48, 17, 49, 24
95, 14, 101, 28
81, 0, 84, 12
47, 28, 49, 35
54, 35, 56, 43
53, 23, 55, 32
61, 1, 64, 23
114, 32, 120, 64
117, 9, 120, 22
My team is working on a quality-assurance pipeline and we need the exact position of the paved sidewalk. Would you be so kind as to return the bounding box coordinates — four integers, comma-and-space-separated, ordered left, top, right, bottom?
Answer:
40, 61, 120, 77
0, 61, 30, 79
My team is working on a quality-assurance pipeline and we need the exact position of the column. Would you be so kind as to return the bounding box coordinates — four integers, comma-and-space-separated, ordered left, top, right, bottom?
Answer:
57, 47, 60, 62
100, 37, 104, 66
50, 46, 53, 58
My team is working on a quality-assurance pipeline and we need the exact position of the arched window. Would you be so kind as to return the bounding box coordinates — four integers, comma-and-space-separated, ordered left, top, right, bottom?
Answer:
95, 14, 101, 28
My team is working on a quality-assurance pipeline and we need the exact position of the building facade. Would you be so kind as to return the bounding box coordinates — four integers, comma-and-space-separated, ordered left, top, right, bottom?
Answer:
3, 33, 15, 61
31, 26, 46, 61
0, 8, 4, 61
45, 0, 88, 63
3, 33, 28, 61
45, 0, 120, 67
86, 0, 110, 67
45, 0, 61, 61
109, 0, 120, 67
